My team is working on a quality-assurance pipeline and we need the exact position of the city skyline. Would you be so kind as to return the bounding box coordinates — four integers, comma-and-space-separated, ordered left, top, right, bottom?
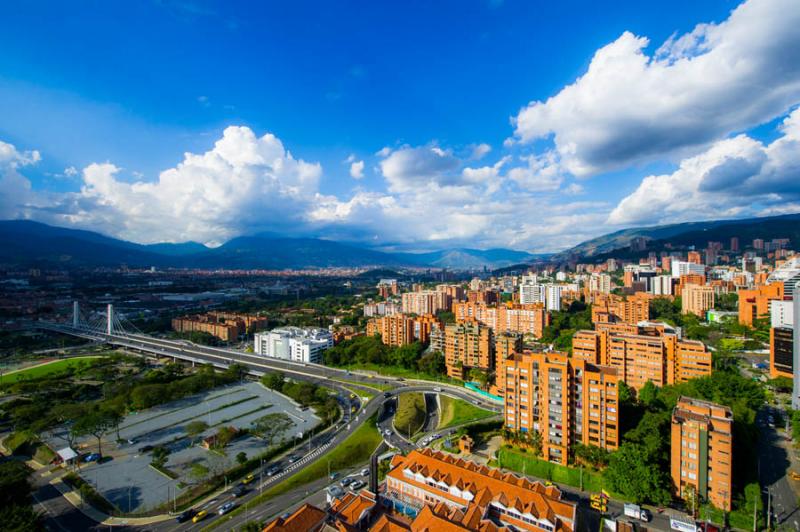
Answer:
1, 0, 799, 253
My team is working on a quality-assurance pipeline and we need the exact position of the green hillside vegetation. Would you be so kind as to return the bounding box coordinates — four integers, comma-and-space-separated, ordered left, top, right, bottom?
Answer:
395, 392, 426, 437
438, 396, 495, 429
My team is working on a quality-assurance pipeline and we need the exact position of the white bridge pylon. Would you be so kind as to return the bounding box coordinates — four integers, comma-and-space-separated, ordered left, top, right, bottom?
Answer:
69, 300, 139, 336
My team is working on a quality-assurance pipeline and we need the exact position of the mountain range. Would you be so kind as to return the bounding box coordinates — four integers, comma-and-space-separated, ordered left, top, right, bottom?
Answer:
3, 213, 798, 271
0, 220, 539, 270
551, 212, 800, 262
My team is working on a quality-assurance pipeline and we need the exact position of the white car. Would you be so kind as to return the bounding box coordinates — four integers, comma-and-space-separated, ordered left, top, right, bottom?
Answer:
361, 468, 369, 476
218, 502, 235, 515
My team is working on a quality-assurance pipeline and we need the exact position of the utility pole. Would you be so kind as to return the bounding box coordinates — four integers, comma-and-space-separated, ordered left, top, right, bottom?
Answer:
767, 488, 772, 530
754, 489, 758, 532
755, 461, 760, 532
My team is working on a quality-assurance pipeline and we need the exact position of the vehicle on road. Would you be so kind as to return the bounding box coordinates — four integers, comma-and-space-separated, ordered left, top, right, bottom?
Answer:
266, 465, 281, 476
192, 510, 208, 523
329, 472, 339, 480
361, 468, 370, 476
434, 387, 442, 392
624, 503, 651, 522
242, 473, 255, 484
287, 455, 300, 463
231, 484, 247, 497
341, 477, 354, 487
669, 515, 697, 532
218, 502, 235, 515
350, 480, 366, 490
138, 445, 154, 453
83, 453, 101, 462
175, 510, 195, 523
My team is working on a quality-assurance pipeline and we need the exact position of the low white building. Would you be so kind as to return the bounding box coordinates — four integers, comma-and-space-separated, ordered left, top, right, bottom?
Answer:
254, 327, 334, 364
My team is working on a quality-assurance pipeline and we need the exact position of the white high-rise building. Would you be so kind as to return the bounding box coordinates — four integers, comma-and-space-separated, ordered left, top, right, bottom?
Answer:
771, 300, 794, 329
671, 261, 706, 278
588, 273, 612, 294
519, 283, 546, 305
768, 257, 800, 299
545, 284, 564, 312
651, 275, 673, 295
254, 327, 334, 364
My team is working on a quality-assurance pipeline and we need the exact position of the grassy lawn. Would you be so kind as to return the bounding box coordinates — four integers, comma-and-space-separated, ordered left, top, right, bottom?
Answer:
1, 356, 103, 384
333, 377, 393, 392
337, 363, 460, 384
437, 395, 495, 429
496, 447, 612, 495
394, 392, 426, 437
335, 382, 377, 399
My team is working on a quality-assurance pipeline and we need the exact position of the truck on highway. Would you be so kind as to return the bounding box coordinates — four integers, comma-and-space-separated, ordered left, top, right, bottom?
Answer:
624, 503, 651, 522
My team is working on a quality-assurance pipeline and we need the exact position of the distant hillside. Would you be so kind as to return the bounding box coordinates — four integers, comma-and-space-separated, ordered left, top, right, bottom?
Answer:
0, 220, 535, 270
0, 220, 180, 268
396, 248, 542, 269
190, 234, 410, 269
553, 213, 800, 262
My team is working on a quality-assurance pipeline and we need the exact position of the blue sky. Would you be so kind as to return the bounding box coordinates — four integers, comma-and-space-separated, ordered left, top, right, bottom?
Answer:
1, 0, 799, 251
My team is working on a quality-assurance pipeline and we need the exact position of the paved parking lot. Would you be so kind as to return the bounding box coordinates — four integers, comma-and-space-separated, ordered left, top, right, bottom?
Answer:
45, 381, 320, 513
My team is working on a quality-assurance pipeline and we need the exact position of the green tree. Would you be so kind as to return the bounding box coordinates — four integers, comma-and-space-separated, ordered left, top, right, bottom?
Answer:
467, 368, 491, 390
236, 452, 248, 465
638, 381, 659, 409
417, 351, 446, 376
260, 372, 286, 392
0, 462, 43, 532
251, 412, 294, 447
105, 407, 125, 442
73, 410, 115, 457
436, 311, 455, 324
189, 463, 210, 482
212, 426, 238, 449
604, 442, 672, 505
0, 462, 34, 508
617, 381, 634, 404
185, 420, 209, 444
0, 503, 44, 532
150, 446, 171, 469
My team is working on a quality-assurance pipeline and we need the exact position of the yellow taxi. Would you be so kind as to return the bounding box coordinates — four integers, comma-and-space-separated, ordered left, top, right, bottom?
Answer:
192, 510, 208, 523
242, 473, 255, 485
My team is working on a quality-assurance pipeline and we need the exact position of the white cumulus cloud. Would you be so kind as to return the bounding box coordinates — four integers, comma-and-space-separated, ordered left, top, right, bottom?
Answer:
47, 126, 322, 246
608, 107, 800, 225
512, 0, 800, 177
349, 159, 365, 179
